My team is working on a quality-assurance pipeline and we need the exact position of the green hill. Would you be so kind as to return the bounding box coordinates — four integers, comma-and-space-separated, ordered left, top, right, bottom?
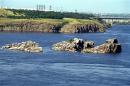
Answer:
0, 9, 25, 17
0, 9, 95, 19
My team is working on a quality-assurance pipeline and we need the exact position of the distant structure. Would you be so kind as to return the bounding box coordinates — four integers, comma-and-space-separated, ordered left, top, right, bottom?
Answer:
36, 4, 45, 11
49, 5, 52, 11
36, 0, 53, 11
75, 10, 78, 13
36, 4, 53, 11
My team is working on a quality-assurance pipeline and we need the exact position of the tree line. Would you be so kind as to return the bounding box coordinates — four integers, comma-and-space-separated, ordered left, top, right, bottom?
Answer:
7, 9, 95, 19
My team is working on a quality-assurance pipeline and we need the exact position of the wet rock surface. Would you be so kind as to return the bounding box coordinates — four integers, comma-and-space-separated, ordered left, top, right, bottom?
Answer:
2, 41, 43, 53
52, 38, 122, 54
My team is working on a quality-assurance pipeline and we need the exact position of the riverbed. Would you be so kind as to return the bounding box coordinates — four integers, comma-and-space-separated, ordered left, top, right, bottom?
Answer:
0, 25, 130, 86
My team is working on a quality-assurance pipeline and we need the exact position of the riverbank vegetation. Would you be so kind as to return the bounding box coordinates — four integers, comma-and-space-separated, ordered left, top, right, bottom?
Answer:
0, 8, 95, 19
0, 8, 105, 33
0, 18, 105, 33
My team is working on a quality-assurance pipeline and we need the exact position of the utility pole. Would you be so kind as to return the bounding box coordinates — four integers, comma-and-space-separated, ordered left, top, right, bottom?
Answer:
75, 9, 78, 13
49, 0, 53, 11
36, 4, 45, 11
49, 5, 52, 11
36, 4, 39, 11
43, 5, 45, 11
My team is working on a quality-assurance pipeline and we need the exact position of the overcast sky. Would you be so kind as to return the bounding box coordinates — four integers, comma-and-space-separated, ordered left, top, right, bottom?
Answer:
2, 0, 130, 13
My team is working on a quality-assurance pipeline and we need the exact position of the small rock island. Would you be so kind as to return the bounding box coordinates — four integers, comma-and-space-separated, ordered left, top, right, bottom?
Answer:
2, 41, 43, 53
52, 38, 122, 54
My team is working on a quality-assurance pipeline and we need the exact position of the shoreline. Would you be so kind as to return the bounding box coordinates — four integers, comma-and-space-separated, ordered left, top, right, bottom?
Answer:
0, 18, 106, 33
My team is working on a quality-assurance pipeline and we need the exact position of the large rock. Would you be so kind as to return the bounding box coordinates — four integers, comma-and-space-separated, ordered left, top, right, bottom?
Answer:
52, 41, 75, 52
2, 41, 43, 53
53, 38, 122, 54
84, 41, 94, 49
83, 38, 122, 53
106, 38, 118, 44
52, 38, 94, 52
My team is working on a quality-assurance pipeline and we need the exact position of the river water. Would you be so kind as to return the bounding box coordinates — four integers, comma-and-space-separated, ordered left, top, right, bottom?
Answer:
0, 25, 130, 86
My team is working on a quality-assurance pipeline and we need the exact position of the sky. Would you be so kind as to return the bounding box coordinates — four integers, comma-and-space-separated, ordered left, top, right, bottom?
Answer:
2, 0, 130, 13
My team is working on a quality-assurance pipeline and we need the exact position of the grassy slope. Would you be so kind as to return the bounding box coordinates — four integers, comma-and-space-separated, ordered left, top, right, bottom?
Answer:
0, 9, 25, 17
0, 18, 62, 24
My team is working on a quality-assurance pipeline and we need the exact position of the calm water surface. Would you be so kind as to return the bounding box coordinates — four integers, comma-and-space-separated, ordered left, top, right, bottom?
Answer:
0, 25, 130, 86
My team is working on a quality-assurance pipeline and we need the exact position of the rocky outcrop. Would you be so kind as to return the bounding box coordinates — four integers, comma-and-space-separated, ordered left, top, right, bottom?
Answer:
2, 41, 43, 53
52, 38, 94, 52
52, 38, 122, 54
52, 41, 76, 52
83, 38, 122, 53
0, 19, 105, 33
0, 21, 61, 33
60, 23, 105, 33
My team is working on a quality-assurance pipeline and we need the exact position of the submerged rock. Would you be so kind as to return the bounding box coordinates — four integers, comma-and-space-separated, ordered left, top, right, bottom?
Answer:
2, 41, 43, 53
52, 38, 122, 54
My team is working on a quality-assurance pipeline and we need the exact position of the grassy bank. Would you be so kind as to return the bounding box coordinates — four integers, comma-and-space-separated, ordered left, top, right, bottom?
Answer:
0, 18, 105, 33
0, 9, 105, 33
0, 18, 63, 32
